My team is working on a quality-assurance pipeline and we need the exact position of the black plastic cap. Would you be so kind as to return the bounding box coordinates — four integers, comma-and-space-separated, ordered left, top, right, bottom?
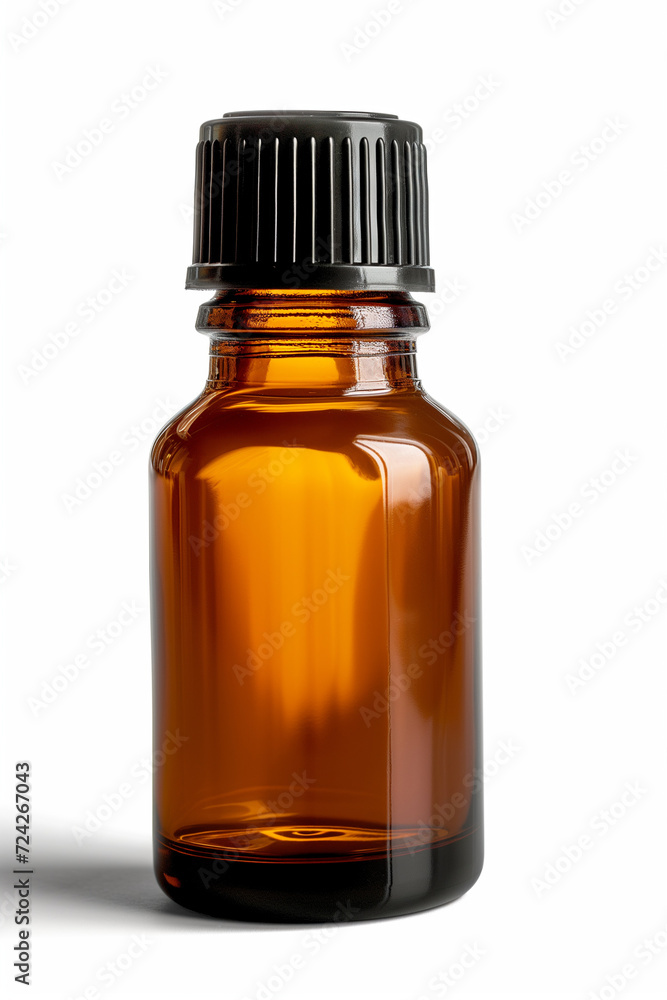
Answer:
186, 110, 435, 293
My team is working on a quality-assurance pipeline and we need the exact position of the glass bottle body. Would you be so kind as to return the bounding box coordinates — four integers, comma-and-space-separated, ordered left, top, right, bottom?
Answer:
151, 291, 483, 921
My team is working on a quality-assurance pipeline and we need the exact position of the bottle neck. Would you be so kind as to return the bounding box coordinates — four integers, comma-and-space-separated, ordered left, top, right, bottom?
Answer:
196, 290, 429, 395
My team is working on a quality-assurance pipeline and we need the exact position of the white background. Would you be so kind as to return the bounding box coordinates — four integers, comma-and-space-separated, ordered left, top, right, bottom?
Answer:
1, 0, 666, 997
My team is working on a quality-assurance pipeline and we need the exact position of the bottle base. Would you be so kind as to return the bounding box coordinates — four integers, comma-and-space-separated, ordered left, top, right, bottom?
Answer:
154, 828, 483, 923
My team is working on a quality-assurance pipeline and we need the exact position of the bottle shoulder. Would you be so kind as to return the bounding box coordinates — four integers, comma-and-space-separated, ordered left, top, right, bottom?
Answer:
150, 386, 479, 478
418, 391, 480, 471
150, 391, 208, 473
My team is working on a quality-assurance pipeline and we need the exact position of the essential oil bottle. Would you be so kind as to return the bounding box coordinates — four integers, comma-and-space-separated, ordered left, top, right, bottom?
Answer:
150, 110, 483, 922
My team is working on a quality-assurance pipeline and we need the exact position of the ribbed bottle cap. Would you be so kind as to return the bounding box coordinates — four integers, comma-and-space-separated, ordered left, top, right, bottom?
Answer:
186, 110, 435, 293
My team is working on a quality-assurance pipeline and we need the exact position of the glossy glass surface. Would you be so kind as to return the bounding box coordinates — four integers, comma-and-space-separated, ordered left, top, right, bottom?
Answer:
151, 291, 482, 921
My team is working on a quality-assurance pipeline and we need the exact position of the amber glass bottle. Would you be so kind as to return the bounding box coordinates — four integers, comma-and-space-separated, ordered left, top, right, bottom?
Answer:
151, 112, 482, 922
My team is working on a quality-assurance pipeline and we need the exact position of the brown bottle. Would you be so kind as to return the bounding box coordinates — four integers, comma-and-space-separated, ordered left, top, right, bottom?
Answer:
151, 111, 483, 922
